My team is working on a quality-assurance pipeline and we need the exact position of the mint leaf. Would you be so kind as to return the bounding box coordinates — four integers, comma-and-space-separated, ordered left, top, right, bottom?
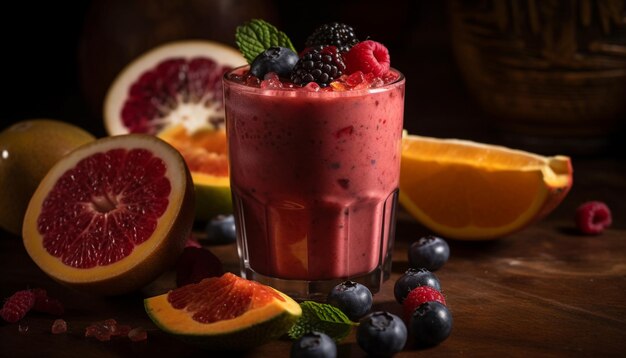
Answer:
235, 19, 296, 63
288, 301, 357, 342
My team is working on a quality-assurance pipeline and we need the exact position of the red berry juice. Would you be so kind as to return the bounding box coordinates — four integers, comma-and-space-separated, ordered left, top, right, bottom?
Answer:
224, 67, 405, 297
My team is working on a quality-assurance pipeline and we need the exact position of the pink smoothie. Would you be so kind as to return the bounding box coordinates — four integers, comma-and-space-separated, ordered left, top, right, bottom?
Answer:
224, 68, 405, 281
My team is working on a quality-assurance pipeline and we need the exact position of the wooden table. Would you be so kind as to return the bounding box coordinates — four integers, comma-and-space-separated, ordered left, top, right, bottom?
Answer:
1, 156, 625, 357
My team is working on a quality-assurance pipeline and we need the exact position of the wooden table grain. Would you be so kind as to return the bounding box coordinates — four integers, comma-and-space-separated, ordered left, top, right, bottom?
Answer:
1, 157, 625, 357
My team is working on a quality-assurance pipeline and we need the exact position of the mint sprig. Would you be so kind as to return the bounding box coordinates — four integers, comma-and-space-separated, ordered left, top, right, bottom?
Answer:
288, 301, 357, 342
235, 19, 296, 63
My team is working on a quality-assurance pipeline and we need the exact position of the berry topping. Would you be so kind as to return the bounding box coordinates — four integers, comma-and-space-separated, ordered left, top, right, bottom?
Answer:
394, 268, 441, 304
291, 46, 346, 87
305, 22, 359, 53
408, 235, 450, 271
0, 289, 35, 323
344, 40, 390, 77
403, 286, 446, 320
205, 214, 237, 245
357, 311, 407, 356
327, 280, 373, 321
290, 331, 337, 358
250, 46, 299, 78
410, 301, 453, 347
576, 201, 612, 235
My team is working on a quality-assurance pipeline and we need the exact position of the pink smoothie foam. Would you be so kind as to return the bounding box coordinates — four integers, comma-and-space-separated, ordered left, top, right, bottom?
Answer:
224, 68, 405, 281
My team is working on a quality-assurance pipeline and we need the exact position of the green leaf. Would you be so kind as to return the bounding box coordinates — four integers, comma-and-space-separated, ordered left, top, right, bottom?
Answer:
288, 301, 357, 342
235, 19, 296, 64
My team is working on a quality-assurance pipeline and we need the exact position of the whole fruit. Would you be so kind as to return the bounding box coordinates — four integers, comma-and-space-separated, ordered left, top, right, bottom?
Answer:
408, 235, 450, 271
410, 301, 453, 347
0, 119, 95, 235
290, 331, 337, 358
394, 268, 441, 304
250, 46, 298, 78
357, 311, 407, 356
327, 280, 372, 321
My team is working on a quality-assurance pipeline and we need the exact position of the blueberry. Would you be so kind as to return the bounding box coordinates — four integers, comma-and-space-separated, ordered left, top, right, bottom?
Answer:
394, 268, 441, 304
290, 331, 337, 358
327, 280, 372, 321
250, 46, 299, 78
205, 215, 236, 245
357, 311, 407, 356
408, 235, 450, 271
410, 301, 453, 347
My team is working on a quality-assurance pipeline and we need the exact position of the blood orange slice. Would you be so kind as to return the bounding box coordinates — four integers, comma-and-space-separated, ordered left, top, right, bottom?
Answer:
22, 134, 195, 295
145, 273, 301, 350
104, 40, 246, 135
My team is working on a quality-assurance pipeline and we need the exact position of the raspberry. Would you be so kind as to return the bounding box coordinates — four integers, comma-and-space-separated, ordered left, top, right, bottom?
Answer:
290, 46, 346, 87
344, 40, 391, 77
32, 288, 64, 316
305, 22, 359, 53
0, 289, 35, 323
403, 286, 446, 321
576, 201, 612, 235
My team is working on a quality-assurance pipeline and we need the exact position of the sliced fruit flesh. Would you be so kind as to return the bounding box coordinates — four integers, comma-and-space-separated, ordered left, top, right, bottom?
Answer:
159, 124, 229, 177
399, 135, 572, 238
400, 160, 547, 228
37, 148, 171, 268
121, 57, 233, 134
167, 273, 284, 324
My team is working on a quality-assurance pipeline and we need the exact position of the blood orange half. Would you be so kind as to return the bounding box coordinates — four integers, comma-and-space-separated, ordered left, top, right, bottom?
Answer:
104, 40, 246, 135
22, 134, 195, 295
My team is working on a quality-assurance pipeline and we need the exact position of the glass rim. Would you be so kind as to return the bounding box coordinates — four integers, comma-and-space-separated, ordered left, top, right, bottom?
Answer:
223, 65, 405, 97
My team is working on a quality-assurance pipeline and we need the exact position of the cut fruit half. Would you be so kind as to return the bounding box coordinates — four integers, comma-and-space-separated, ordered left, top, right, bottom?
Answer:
145, 272, 301, 351
103, 40, 245, 221
22, 134, 195, 295
399, 134, 573, 240
104, 40, 246, 135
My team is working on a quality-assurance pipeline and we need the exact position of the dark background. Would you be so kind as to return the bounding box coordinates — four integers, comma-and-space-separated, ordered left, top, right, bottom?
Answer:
1, 0, 624, 157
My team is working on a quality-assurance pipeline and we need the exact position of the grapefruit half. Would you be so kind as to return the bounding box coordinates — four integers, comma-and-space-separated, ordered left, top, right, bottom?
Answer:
399, 134, 573, 240
22, 134, 195, 295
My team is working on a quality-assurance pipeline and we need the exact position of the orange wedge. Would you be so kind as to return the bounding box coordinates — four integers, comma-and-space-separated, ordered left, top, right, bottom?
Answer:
399, 134, 573, 240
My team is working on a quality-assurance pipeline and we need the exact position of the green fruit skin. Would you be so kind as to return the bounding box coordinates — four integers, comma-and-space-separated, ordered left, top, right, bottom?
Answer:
0, 120, 95, 235
194, 183, 233, 222
144, 300, 299, 351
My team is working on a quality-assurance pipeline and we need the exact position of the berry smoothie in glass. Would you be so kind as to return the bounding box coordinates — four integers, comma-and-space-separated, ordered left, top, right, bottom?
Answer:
225, 21, 405, 300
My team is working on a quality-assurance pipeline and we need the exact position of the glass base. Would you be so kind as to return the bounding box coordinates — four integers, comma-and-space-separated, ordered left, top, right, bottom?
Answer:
241, 253, 392, 302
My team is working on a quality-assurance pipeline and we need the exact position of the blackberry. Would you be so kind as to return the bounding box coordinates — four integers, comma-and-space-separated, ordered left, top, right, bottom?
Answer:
290, 46, 346, 87
306, 22, 359, 53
